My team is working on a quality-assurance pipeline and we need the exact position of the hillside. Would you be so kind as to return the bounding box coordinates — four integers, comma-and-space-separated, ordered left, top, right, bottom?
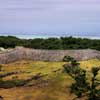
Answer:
0, 47, 100, 64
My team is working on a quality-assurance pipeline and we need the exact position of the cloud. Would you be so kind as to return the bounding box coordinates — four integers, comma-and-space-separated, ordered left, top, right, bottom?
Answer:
0, 0, 100, 35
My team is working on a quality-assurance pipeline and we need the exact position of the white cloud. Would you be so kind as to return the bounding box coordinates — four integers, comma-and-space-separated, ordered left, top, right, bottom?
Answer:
0, 0, 100, 34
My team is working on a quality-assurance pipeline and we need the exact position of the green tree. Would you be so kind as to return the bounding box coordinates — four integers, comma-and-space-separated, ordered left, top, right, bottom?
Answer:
63, 58, 100, 100
88, 67, 100, 100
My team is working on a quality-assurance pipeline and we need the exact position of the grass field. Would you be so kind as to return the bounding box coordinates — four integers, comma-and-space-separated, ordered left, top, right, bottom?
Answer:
0, 59, 100, 100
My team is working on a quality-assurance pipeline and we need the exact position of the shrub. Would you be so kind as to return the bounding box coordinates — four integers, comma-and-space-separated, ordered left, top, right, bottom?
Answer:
63, 56, 74, 62
63, 59, 100, 100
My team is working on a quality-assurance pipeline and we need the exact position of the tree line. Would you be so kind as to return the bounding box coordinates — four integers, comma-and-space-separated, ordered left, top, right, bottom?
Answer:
0, 36, 100, 50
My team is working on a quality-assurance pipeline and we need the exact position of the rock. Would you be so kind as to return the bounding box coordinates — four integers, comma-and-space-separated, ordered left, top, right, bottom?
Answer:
0, 47, 5, 51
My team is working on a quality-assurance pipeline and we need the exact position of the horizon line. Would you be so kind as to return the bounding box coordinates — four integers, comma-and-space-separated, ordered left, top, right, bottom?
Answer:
0, 34, 100, 40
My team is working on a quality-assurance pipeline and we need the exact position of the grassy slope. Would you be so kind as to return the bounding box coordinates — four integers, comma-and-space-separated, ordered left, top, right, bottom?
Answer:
0, 59, 100, 100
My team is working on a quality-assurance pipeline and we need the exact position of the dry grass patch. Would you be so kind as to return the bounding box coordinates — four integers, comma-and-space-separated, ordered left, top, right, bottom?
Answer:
0, 59, 100, 100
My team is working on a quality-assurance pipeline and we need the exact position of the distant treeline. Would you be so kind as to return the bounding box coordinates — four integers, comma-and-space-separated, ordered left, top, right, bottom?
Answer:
0, 36, 100, 50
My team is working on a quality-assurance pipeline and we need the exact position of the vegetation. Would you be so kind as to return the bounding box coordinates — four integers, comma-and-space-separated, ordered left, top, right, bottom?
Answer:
63, 57, 100, 100
1, 36, 100, 50
0, 60, 100, 100
63, 56, 74, 62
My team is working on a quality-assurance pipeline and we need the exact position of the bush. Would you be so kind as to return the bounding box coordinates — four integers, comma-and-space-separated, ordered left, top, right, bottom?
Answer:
63, 56, 74, 62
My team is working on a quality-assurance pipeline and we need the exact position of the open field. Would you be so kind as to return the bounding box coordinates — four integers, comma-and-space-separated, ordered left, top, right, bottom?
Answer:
0, 59, 100, 100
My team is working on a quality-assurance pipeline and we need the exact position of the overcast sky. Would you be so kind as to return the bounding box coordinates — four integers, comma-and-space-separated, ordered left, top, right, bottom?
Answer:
0, 0, 100, 37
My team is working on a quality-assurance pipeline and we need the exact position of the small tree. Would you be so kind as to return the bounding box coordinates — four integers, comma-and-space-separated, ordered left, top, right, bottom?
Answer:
63, 59, 88, 98
63, 59, 100, 100
88, 67, 100, 100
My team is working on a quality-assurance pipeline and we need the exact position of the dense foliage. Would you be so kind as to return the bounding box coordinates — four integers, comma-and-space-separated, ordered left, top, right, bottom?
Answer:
0, 36, 100, 50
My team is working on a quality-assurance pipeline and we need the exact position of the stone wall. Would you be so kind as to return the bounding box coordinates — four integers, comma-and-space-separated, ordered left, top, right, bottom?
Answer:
0, 47, 100, 64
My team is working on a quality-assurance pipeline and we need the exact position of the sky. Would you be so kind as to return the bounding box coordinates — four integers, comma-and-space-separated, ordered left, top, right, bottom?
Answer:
0, 0, 100, 38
